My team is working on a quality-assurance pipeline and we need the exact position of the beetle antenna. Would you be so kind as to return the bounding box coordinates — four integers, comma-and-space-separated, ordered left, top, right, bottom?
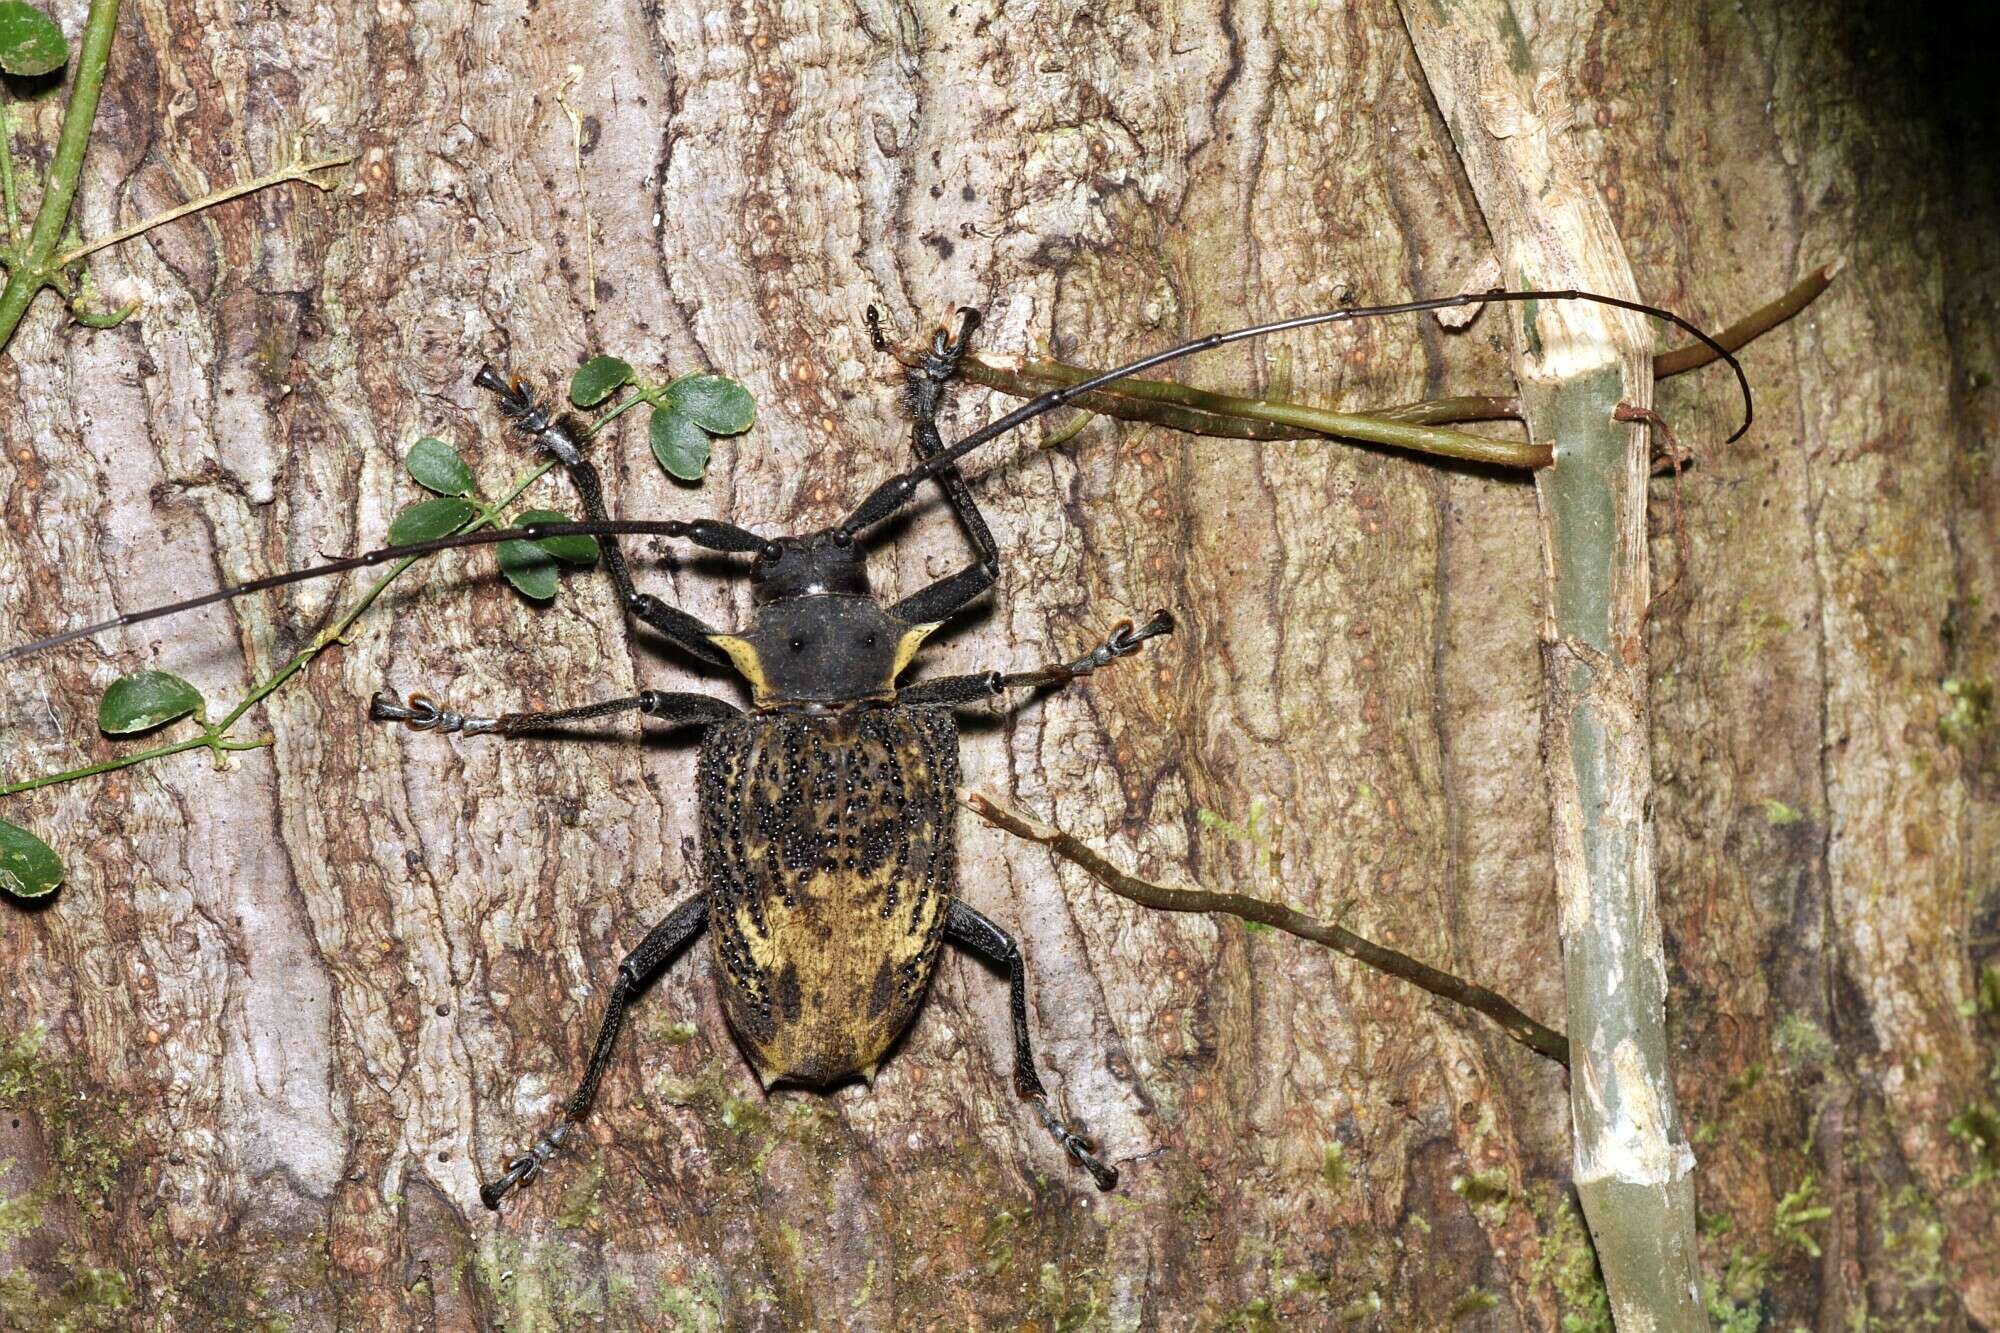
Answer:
838, 288, 1752, 540
0, 518, 765, 663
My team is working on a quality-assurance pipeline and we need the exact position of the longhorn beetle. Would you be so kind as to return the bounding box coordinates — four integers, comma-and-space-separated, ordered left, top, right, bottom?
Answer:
1, 289, 1750, 1209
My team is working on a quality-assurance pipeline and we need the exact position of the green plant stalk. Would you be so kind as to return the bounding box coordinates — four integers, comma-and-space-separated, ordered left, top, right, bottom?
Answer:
933, 345, 1552, 466
0, 734, 270, 797
0, 0, 120, 349
878, 266, 1830, 467
0, 458, 556, 799
1, 98, 20, 242
1535, 363, 1705, 1331
50, 147, 352, 268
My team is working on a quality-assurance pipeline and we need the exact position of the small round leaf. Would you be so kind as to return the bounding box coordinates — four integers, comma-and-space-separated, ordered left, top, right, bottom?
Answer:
0, 2, 67, 78
497, 538, 559, 601
389, 496, 478, 545
0, 817, 63, 899
98, 670, 204, 735
570, 356, 634, 408
650, 407, 712, 482
514, 508, 599, 564
665, 374, 754, 435
406, 437, 473, 496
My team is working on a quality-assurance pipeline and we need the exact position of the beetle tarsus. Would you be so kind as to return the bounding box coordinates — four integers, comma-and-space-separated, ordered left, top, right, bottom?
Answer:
368, 691, 492, 735
1059, 608, 1179, 679
1032, 1096, 1119, 1191
474, 364, 582, 465
480, 1120, 572, 1210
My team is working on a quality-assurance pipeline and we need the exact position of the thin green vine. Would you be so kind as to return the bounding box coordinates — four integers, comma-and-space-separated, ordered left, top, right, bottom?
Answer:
0, 457, 557, 794
1, 354, 755, 899
0, 0, 350, 357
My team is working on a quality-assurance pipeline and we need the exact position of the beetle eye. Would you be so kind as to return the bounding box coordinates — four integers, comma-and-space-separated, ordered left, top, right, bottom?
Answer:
790, 637, 806, 653
862, 633, 877, 649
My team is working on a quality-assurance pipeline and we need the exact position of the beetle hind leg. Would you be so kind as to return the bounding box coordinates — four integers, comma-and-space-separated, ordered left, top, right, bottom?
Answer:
945, 901, 1119, 1191
480, 891, 708, 1209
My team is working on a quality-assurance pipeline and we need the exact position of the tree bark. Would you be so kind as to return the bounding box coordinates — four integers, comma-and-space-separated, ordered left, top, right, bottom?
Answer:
0, 1, 1994, 1330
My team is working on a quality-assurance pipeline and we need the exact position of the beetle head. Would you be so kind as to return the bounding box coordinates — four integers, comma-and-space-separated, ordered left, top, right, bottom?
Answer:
750, 530, 870, 606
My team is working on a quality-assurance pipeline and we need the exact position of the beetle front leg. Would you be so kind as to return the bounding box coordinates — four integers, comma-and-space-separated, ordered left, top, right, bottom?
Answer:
945, 901, 1118, 1191
369, 690, 738, 737
472, 363, 753, 669
481, 891, 709, 1209
898, 610, 1174, 708
869, 307, 1007, 627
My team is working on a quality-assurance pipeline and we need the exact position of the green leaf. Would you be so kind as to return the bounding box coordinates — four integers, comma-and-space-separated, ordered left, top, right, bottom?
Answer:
497, 539, 558, 600
97, 670, 204, 735
0, 817, 63, 899
570, 356, 634, 408
0, 2, 67, 78
405, 437, 473, 496
650, 406, 712, 482
389, 496, 478, 545
665, 374, 754, 434
499, 509, 598, 600
514, 508, 598, 564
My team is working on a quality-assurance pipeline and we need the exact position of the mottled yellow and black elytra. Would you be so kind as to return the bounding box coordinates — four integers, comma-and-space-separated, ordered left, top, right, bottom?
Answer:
699, 705, 957, 1086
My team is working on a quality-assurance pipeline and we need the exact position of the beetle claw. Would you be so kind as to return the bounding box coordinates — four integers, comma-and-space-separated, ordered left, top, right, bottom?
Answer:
479, 1153, 541, 1210
369, 692, 476, 734
1030, 1094, 1119, 1191
1057, 1128, 1120, 1191
478, 1120, 572, 1210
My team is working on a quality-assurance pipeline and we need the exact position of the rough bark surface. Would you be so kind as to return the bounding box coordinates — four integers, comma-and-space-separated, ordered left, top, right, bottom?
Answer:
0, 1, 1994, 1330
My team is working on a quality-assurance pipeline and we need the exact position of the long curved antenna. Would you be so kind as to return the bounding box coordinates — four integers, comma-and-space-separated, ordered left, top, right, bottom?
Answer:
5, 289, 1749, 666
838, 288, 1752, 539
0, 519, 769, 663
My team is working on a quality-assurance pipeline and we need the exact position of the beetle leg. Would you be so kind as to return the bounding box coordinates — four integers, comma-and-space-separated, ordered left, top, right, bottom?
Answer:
370, 690, 737, 737
481, 891, 710, 1209
472, 364, 744, 669
871, 308, 1005, 626
944, 900, 1119, 1191
898, 610, 1175, 708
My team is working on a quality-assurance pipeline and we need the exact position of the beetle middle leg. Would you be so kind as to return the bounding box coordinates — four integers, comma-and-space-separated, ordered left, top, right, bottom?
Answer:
898, 610, 1175, 707
480, 890, 709, 1209
369, 689, 738, 736
945, 901, 1119, 1190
